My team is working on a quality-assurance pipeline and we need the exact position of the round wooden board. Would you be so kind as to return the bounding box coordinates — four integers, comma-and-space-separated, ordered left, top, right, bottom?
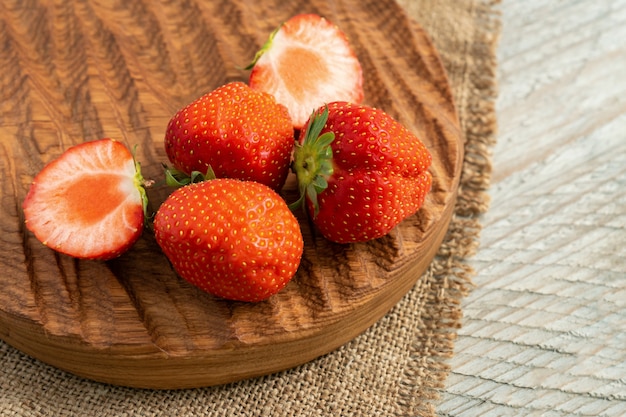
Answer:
0, 0, 463, 389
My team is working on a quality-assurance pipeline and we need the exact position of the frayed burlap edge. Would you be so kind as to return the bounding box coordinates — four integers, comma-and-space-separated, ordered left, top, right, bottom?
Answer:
396, 1, 501, 415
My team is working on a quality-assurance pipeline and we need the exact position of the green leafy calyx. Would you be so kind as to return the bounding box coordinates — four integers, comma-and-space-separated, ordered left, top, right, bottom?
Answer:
289, 106, 335, 217
163, 165, 217, 188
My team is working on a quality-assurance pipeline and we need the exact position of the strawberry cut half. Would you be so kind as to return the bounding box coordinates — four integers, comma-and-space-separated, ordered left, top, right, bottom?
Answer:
23, 138, 148, 260
247, 13, 364, 129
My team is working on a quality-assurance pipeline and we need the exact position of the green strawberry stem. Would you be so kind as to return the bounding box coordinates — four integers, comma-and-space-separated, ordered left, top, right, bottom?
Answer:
131, 145, 153, 225
242, 23, 282, 70
289, 105, 335, 217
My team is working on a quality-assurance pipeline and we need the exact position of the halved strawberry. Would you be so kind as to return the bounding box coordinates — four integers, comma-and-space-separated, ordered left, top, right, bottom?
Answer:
23, 138, 148, 260
246, 13, 364, 129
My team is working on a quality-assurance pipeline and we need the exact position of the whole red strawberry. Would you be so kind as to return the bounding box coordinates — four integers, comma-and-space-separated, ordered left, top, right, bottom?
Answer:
164, 81, 294, 191
153, 178, 304, 302
290, 102, 432, 243
246, 14, 363, 129
23, 138, 148, 260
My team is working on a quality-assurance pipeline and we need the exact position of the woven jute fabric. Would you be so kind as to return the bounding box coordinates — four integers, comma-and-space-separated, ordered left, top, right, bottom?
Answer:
0, 0, 500, 415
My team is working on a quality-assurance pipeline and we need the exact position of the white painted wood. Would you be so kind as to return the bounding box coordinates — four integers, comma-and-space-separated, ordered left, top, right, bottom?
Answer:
438, 0, 626, 415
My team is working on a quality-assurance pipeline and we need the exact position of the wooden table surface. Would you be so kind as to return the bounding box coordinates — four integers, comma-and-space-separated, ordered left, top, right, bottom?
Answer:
438, 1, 626, 416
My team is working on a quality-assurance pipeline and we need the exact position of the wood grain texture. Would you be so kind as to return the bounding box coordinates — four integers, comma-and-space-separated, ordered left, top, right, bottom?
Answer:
438, 0, 626, 415
0, 0, 463, 388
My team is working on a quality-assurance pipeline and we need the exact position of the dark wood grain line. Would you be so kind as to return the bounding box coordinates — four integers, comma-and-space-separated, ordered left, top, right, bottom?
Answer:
142, 0, 230, 105
47, 2, 106, 146
195, 0, 262, 74
73, 0, 163, 174
0, 4, 63, 329
105, 234, 241, 353
0, 139, 42, 324
3, 1, 100, 147
0, 19, 30, 123
91, 0, 178, 92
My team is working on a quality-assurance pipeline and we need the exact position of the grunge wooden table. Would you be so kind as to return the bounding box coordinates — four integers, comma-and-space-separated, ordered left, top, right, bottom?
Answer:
438, 1, 626, 415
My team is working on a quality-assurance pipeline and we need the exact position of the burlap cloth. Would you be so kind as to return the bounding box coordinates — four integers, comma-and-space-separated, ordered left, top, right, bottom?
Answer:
0, 0, 500, 415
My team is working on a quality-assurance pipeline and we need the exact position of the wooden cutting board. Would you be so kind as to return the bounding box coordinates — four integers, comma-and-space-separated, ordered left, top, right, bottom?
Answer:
0, 0, 463, 389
